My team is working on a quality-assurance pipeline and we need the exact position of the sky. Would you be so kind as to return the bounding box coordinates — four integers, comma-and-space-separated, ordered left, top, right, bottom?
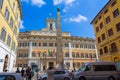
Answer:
20, 0, 109, 39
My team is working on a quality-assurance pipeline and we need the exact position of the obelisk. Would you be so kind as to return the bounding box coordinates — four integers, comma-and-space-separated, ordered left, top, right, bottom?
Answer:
56, 7, 64, 70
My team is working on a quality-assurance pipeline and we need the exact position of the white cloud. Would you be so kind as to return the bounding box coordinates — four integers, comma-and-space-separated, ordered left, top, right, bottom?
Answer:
31, 0, 46, 7
64, 0, 75, 5
21, 0, 29, 3
20, 20, 25, 29
21, 0, 46, 8
53, 0, 63, 5
53, 0, 75, 5
64, 14, 88, 23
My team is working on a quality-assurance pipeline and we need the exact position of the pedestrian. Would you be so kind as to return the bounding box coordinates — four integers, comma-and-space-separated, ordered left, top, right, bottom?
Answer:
16, 67, 20, 73
26, 66, 32, 80
21, 68, 25, 77
31, 68, 35, 79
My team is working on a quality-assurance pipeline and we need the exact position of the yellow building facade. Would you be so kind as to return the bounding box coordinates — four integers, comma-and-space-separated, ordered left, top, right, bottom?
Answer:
91, 0, 120, 62
0, 0, 22, 72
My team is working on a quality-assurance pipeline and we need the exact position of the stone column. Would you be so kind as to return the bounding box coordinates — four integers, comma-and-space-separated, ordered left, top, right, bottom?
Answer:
56, 7, 64, 70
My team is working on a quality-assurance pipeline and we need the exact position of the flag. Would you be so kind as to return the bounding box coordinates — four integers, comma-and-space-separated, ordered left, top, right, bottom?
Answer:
48, 49, 51, 55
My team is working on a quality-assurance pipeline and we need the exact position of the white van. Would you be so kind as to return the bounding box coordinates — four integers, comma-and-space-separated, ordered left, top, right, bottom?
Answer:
72, 62, 120, 80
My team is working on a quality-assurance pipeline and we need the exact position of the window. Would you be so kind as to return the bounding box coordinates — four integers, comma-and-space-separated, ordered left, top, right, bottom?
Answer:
65, 43, 69, 47
100, 22, 103, 29
101, 33, 106, 40
50, 23, 52, 30
49, 43, 53, 47
5, 7, 10, 21
32, 52, 35, 57
7, 35, 11, 46
104, 46, 108, 53
104, 9, 108, 14
108, 28, 113, 36
43, 43, 47, 47
113, 8, 119, 18
93, 54, 96, 58
50, 53, 53, 57
25, 53, 28, 58
111, 42, 117, 52
80, 44, 83, 48
76, 44, 79, 48
14, 26, 17, 34
97, 37, 101, 43
81, 53, 84, 58
89, 53, 92, 58
18, 64, 22, 67
0, 0, 3, 9
95, 20, 98, 24
96, 27, 99, 32
84, 45, 87, 48
24, 64, 28, 67
93, 65, 116, 71
39, 43, 41, 47
99, 16, 101, 20
72, 52, 75, 58
25, 42, 29, 47
10, 17, 14, 27
76, 53, 80, 58
111, 0, 116, 7
20, 42, 24, 47
19, 54, 23, 58
55, 43, 57, 47
65, 52, 69, 57
85, 53, 88, 58
1, 28, 6, 42
32, 42, 36, 47
85, 65, 91, 71
106, 16, 110, 24
71, 43, 74, 48
116, 22, 120, 32
100, 49, 103, 55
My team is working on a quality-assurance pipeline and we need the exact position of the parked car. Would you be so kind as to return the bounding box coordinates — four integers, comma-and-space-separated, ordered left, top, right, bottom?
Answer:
0, 72, 22, 80
72, 62, 120, 80
39, 70, 71, 80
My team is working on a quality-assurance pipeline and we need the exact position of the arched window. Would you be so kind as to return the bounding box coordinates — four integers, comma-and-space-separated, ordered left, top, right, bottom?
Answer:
1, 28, 6, 42
76, 53, 80, 58
65, 52, 69, 57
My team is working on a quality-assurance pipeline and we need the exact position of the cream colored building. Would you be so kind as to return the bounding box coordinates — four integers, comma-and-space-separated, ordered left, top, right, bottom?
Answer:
0, 0, 22, 72
16, 16, 97, 71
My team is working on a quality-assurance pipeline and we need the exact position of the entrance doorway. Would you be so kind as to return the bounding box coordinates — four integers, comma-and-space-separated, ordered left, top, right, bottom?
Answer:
49, 62, 54, 67
3, 55, 8, 71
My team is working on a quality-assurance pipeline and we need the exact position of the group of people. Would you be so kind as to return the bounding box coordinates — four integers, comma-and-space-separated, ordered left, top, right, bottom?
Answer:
16, 66, 34, 80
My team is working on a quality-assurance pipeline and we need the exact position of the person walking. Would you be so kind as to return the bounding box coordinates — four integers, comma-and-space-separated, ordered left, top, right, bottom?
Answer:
16, 67, 20, 73
26, 66, 32, 80
21, 68, 25, 79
